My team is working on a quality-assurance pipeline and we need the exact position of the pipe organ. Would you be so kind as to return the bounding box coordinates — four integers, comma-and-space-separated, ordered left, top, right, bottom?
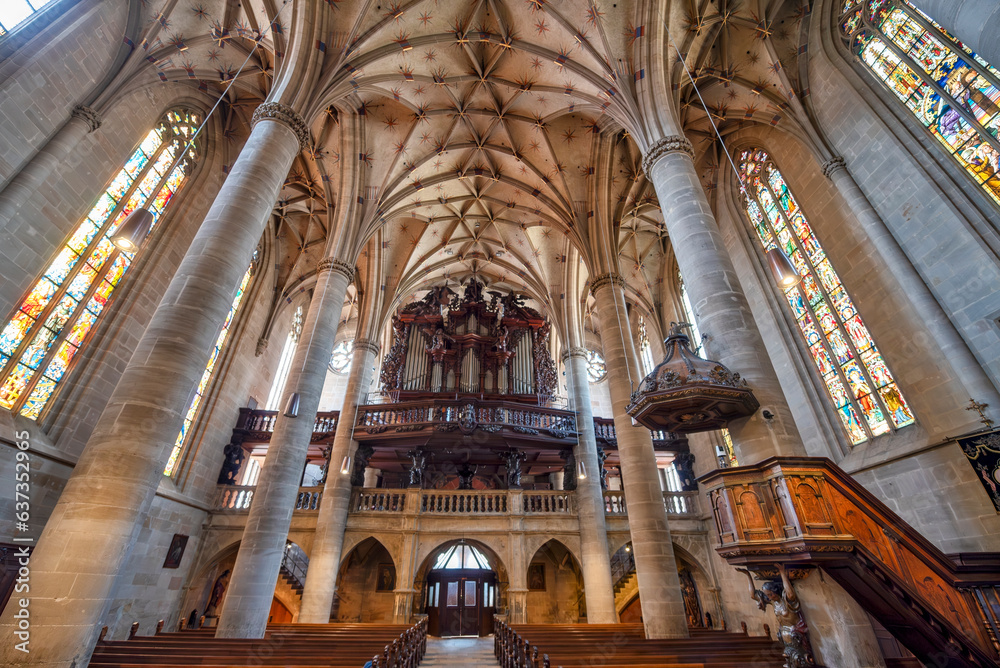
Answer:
379, 279, 557, 399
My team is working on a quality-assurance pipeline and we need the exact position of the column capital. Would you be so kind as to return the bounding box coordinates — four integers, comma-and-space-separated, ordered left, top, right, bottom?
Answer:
590, 272, 626, 296
252, 101, 310, 150
255, 337, 268, 357
354, 338, 380, 356
561, 347, 589, 362
318, 257, 355, 281
642, 135, 695, 177
71, 105, 102, 132
821, 155, 847, 179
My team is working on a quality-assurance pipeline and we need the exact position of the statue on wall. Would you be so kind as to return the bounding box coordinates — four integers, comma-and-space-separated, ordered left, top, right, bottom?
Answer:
217, 441, 247, 485
407, 448, 428, 487
738, 565, 816, 668
678, 567, 704, 628
533, 324, 558, 397
205, 569, 231, 617
379, 316, 409, 391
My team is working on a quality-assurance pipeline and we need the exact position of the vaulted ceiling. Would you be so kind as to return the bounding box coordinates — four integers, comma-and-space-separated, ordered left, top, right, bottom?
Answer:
123, 0, 810, 336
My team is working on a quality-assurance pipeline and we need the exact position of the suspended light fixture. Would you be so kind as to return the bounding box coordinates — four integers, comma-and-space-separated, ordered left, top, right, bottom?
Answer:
576, 460, 587, 480
765, 247, 801, 288
340, 455, 352, 475
111, 208, 154, 252
283, 392, 300, 418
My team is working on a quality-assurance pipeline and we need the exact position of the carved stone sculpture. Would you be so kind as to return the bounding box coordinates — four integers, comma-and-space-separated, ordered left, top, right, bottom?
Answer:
738, 565, 816, 668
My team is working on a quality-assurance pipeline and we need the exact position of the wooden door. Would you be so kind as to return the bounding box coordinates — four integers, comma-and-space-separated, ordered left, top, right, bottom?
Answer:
427, 569, 495, 637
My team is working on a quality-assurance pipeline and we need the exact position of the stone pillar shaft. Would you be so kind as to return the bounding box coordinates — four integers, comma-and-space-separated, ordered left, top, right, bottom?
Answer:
0, 108, 304, 668
564, 349, 618, 623
591, 275, 688, 638
216, 259, 353, 638
823, 157, 1000, 410
0, 106, 101, 231
297, 342, 379, 623
908, 1, 1000, 68
644, 137, 803, 463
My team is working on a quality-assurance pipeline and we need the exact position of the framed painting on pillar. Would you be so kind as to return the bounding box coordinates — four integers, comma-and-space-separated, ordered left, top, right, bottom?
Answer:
163, 534, 189, 569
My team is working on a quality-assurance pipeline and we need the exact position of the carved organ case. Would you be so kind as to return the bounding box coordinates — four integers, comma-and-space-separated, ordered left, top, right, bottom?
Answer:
380, 279, 558, 399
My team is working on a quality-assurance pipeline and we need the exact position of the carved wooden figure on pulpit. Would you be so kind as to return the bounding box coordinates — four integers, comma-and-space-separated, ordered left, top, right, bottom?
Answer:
738, 564, 816, 668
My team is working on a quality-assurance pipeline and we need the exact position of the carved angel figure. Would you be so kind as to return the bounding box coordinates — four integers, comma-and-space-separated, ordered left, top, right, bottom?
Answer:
738, 564, 816, 668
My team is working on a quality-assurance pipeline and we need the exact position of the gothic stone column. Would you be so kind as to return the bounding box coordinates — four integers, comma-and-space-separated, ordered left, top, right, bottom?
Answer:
822, 156, 1000, 413
0, 105, 101, 231
297, 340, 379, 623
0, 103, 308, 668
643, 136, 803, 464
591, 274, 688, 638
909, 1, 1000, 69
216, 258, 354, 638
563, 347, 618, 623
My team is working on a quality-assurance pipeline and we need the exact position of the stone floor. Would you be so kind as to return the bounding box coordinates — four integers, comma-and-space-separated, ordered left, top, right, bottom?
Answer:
421, 636, 500, 667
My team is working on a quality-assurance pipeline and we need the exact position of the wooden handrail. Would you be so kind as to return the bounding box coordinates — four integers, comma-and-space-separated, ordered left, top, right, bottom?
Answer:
699, 456, 1000, 667
368, 618, 427, 668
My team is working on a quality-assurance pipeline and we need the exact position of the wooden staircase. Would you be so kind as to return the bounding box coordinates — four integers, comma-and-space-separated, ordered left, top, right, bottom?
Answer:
700, 457, 1000, 668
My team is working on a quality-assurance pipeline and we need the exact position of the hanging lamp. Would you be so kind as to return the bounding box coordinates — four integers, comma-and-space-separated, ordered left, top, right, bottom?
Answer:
765, 247, 801, 288
111, 208, 154, 251
626, 323, 760, 432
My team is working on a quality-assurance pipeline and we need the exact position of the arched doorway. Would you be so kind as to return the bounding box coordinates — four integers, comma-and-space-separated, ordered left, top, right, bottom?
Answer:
424, 542, 498, 637
332, 537, 398, 622
526, 540, 585, 623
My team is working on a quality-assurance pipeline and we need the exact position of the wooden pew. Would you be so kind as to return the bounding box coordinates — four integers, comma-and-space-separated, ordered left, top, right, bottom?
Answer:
499, 621, 786, 668
90, 620, 427, 668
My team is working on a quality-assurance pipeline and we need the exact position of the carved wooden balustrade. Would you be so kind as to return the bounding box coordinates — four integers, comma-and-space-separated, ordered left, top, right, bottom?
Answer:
592, 417, 690, 454
354, 398, 578, 443
238, 408, 339, 442
700, 457, 1000, 668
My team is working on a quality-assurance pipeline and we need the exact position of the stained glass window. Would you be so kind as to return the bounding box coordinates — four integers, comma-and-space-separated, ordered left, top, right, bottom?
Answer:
329, 339, 355, 374
0, 0, 56, 36
585, 349, 607, 383
165, 257, 256, 476
0, 110, 200, 420
717, 427, 738, 468
637, 317, 655, 376
738, 148, 914, 444
840, 1, 1000, 206
265, 306, 303, 410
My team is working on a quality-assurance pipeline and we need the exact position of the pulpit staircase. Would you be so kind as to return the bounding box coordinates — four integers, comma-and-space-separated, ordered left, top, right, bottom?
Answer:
699, 457, 1000, 668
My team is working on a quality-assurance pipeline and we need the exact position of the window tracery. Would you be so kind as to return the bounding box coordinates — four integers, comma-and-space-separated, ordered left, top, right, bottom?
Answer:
738, 148, 914, 444
585, 349, 607, 383
0, 110, 200, 420
329, 339, 355, 375
840, 0, 1000, 206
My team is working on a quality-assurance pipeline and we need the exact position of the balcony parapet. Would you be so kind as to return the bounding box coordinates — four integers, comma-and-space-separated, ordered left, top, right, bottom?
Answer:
602, 489, 700, 518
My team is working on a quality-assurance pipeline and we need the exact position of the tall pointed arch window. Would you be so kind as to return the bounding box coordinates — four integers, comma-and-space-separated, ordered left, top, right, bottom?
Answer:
265, 305, 303, 410
0, 110, 200, 420
840, 1, 1000, 206
637, 316, 655, 376
738, 148, 914, 444
165, 253, 257, 476
678, 274, 703, 353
